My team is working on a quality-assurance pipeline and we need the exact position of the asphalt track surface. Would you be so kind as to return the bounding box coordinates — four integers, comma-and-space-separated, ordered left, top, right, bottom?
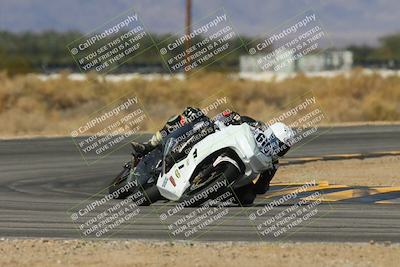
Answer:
1, 125, 400, 242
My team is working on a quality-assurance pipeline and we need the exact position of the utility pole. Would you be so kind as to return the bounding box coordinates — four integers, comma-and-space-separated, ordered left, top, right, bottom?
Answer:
184, 0, 192, 73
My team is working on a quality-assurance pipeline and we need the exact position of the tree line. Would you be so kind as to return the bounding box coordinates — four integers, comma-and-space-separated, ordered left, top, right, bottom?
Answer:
1, 30, 399, 74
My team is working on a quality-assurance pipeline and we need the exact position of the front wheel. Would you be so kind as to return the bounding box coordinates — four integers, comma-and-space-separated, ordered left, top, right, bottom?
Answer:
179, 162, 240, 207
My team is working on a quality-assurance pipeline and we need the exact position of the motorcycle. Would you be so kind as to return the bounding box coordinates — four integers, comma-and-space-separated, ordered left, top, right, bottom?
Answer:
108, 117, 215, 205
157, 122, 277, 206
110, 117, 280, 207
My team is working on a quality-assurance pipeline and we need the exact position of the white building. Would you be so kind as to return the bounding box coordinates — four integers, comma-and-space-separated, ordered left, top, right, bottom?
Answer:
240, 50, 353, 74
297, 50, 353, 72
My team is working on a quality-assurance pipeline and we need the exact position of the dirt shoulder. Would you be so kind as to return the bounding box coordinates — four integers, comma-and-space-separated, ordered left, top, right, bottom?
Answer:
0, 239, 398, 267
275, 156, 400, 186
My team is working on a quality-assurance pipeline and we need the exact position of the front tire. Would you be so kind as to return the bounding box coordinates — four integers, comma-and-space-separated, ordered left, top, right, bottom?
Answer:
179, 162, 240, 207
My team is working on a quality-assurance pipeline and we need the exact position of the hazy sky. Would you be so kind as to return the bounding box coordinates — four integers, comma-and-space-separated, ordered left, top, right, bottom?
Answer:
1, 0, 399, 47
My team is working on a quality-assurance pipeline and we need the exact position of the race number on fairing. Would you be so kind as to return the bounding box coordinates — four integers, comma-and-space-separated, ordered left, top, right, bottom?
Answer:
253, 128, 280, 156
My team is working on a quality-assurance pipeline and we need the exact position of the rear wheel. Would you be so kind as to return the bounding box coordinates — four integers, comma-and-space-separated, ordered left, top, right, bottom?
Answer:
109, 163, 133, 199
140, 184, 162, 206
109, 163, 161, 205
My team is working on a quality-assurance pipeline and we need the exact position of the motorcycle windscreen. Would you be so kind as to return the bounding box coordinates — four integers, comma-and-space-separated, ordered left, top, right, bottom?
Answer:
132, 148, 163, 186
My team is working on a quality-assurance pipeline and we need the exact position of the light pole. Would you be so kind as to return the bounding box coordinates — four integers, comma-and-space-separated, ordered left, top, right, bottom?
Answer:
184, 0, 192, 73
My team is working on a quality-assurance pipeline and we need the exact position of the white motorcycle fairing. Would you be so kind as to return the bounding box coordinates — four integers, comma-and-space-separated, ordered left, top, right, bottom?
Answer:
156, 123, 274, 201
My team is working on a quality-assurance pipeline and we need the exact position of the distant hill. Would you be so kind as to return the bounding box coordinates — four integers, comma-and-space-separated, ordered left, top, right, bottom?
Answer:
0, 0, 399, 47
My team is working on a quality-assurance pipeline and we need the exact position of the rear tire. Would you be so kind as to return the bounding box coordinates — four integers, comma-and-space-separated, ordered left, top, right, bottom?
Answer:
109, 164, 162, 205
109, 164, 133, 199
139, 185, 162, 206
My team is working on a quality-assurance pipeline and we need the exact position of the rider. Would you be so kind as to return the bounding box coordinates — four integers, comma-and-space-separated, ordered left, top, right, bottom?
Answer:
131, 107, 295, 197
131, 106, 207, 156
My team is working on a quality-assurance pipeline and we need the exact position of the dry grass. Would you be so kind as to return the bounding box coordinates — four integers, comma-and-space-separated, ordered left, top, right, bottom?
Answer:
0, 69, 399, 136
1, 239, 399, 267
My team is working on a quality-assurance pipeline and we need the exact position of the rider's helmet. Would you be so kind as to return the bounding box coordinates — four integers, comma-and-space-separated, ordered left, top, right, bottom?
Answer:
165, 107, 204, 127
270, 122, 296, 156
181, 107, 205, 124
255, 122, 296, 158
163, 107, 206, 134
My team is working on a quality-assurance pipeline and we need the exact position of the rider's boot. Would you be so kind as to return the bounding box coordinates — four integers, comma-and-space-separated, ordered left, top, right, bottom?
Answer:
131, 130, 164, 157
254, 170, 275, 194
